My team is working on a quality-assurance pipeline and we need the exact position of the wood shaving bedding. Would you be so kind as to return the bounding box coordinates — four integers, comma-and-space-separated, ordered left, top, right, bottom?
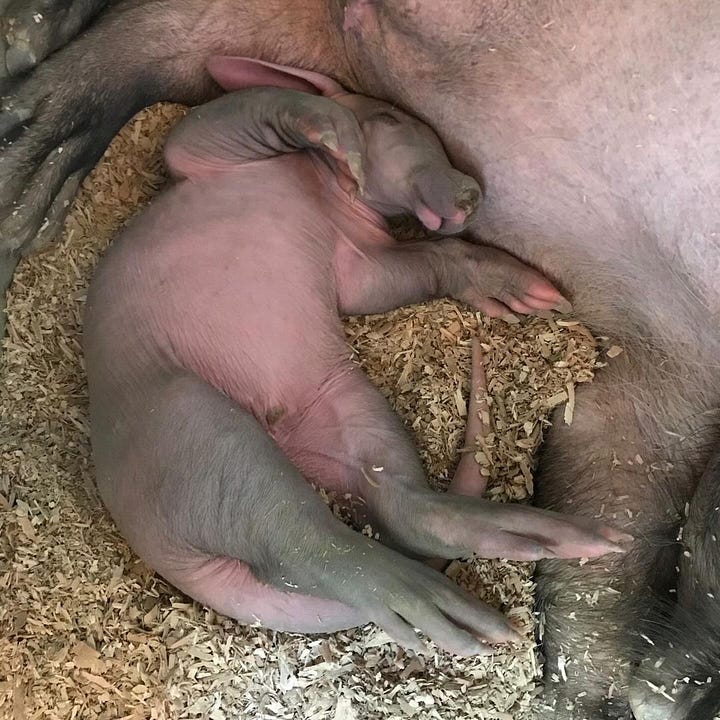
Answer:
0, 104, 599, 720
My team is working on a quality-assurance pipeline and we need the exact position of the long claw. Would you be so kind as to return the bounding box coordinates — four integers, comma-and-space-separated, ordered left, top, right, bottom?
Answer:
319, 130, 339, 152
553, 297, 573, 314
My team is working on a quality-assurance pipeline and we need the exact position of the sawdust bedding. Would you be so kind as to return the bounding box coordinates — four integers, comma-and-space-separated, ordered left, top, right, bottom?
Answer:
0, 103, 602, 719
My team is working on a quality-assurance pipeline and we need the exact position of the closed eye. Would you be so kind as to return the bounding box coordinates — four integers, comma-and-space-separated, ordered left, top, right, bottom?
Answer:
366, 110, 401, 126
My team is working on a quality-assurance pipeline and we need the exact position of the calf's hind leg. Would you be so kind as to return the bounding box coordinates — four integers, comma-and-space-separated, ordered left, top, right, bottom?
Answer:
91, 370, 365, 634
279, 353, 630, 574
90, 369, 519, 655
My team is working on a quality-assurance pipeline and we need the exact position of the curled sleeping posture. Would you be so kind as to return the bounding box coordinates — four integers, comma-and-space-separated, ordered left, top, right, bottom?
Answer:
83, 56, 629, 655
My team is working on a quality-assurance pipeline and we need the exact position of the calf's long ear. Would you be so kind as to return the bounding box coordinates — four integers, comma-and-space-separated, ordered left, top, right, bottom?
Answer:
206, 56, 347, 98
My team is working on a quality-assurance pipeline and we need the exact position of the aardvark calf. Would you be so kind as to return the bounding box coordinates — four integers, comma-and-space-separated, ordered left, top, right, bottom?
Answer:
83, 57, 628, 655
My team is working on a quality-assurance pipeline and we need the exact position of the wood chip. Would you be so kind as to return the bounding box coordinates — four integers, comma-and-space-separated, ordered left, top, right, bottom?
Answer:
564, 382, 576, 425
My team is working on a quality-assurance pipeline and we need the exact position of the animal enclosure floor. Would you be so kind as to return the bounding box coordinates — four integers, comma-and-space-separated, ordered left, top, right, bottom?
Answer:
0, 104, 600, 720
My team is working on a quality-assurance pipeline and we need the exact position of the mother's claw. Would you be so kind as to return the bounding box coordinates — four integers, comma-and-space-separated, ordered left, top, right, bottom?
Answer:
1, 0, 109, 78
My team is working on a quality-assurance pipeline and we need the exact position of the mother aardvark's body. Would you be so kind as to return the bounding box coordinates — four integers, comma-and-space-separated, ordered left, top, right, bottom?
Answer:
1, 1, 719, 718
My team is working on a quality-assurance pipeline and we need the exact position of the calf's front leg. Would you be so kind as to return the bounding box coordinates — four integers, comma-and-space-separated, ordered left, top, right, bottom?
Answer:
335, 236, 571, 318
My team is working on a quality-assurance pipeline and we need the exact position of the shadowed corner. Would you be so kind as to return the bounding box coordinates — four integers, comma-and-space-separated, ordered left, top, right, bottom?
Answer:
628, 592, 720, 720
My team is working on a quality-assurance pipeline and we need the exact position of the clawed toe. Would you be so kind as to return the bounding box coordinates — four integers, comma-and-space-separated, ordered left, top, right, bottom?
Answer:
2, 0, 108, 78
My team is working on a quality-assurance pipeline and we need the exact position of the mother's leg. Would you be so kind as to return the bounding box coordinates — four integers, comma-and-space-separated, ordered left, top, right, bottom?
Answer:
629, 446, 720, 720
1, 0, 109, 77
0, 0, 346, 291
534, 348, 717, 718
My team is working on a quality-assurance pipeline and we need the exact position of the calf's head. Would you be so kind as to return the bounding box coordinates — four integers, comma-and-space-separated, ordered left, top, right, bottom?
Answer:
205, 56, 481, 234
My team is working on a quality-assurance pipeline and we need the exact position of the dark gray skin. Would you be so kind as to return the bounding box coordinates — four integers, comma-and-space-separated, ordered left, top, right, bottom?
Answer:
628, 448, 720, 720
0, 0, 109, 77
2, 1, 720, 718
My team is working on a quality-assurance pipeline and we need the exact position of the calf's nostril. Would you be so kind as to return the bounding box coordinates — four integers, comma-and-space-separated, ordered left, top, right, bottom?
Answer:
455, 186, 480, 214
